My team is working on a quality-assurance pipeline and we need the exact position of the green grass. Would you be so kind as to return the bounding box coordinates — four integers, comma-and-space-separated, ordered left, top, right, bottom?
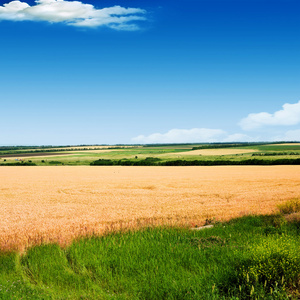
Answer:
1, 215, 299, 299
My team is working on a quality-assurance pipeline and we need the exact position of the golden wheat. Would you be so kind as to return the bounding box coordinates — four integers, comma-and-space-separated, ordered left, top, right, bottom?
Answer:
1, 166, 299, 251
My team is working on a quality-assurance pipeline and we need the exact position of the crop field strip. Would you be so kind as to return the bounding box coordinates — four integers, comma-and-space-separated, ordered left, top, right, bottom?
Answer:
0, 149, 120, 159
1, 166, 299, 252
259, 143, 300, 147
0, 152, 71, 158
160, 148, 259, 156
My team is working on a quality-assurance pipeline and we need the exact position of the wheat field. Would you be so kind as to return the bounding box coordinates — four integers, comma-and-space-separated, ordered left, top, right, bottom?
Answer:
1, 166, 299, 251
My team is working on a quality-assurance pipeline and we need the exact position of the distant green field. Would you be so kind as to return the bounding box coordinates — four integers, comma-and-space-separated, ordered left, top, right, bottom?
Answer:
0, 143, 300, 166
240, 144, 300, 152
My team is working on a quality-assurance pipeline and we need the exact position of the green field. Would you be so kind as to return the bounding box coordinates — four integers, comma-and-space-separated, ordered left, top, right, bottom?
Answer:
1, 211, 300, 299
1, 143, 300, 166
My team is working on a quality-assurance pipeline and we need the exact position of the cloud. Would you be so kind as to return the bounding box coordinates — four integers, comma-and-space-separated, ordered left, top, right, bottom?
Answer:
273, 129, 300, 141
239, 101, 300, 130
0, 0, 146, 30
131, 128, 251, 144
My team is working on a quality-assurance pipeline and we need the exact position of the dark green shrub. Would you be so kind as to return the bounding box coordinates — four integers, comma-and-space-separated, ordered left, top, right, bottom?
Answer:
90, 159, 114, 166
49, 161, 63, 165
262, 214, 287, 228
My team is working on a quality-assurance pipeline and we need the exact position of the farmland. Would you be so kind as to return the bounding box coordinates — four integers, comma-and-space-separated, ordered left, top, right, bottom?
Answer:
1, 143, 300, 299
1, 165, 299, 252
1, 142, 300, 166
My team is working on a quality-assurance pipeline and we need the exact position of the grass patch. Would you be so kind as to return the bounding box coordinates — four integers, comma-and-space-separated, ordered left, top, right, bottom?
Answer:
236, 236, 300, 290
278, 198, 300, 214
0, 214, 299, 299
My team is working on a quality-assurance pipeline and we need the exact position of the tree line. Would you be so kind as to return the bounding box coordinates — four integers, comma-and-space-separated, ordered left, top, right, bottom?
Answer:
91, 158, 300, 166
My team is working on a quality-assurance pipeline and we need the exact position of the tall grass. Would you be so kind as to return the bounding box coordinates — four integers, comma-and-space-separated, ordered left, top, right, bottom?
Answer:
278, 198, 300, 214
0, 214, 299, 299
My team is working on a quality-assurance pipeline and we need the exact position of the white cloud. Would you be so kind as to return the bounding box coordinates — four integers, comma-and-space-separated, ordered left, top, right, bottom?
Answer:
274, 129, 300, 141
0, 0, 146, 30
131, 128, 251, 144
239, 101, 300, 130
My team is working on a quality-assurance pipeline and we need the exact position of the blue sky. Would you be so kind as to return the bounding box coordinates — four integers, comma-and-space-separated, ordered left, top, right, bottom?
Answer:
0, 0, 299, 145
